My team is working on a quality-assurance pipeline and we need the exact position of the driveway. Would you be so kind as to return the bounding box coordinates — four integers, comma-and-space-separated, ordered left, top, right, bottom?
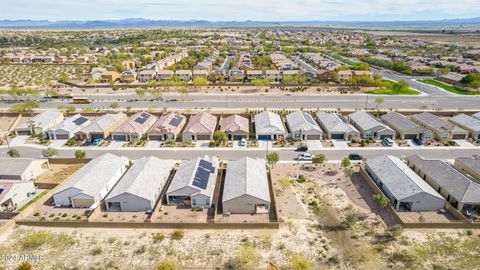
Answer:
231, 140, 247, 149
195, 140, 210, 148
49, 139, 68, 148
9, 135, 29, 146
307, 140, 323, 150
145, 141, 161, 149
332, 140, 349, 149
108, 141, 125, 148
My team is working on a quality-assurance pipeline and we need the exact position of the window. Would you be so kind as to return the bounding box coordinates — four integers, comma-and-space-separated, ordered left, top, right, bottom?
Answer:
442, 133, 449, 140
205, 198, 210, 206
365, 131, 372, 138
192, 199, 196, 206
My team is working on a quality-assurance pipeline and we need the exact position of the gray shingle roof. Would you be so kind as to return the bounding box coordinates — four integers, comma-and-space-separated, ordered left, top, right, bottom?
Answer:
285, 111, 322, 133
316, 112, 359, 133
455, 157, 480, 181
0, 158, 34, 177
366, 155, 443, 200
106, 157, 175, 201
412, 112, 456, 132
449, 114, 480, 132
349, 110, 393, 132
407, 155, 480, 204
223, 157, 270, 204
16, 110, 63, 129
381, 112, 423, 133
49, 114, 90, 133
255, 111, 286, 134
473, 112, 480, 120
81, 113, 127, 133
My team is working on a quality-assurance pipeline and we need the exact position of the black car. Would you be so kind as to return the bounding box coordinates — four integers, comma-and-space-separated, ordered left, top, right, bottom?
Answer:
412, 138, 423, 146
296, 143, 309, 152
348, 153, 363, 161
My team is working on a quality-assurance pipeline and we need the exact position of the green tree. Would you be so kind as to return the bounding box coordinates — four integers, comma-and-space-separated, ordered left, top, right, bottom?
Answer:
212, 130, 227, 146
251, 78, 270, 91
373, 194, 389, 208
267, 152, 280, 167
192, 77, 208, 91
74, 150, 86, 159
57, 105, 76, 115
176, 86, 189, 101
42, 148, 59, 158
8, 148, 20, 158
135, 89, 146, 97
109, 102, 120, 111
341, 157, 351, 168
10, 100, 38, 113
374, 97, 384, 109
315, 154, 326, 164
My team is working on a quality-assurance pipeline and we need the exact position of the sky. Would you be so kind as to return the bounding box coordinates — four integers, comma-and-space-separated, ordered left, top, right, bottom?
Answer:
1, 0, 480, 21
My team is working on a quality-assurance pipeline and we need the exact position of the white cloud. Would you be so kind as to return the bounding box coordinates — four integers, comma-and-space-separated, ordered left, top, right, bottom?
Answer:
1, 0, 480, 21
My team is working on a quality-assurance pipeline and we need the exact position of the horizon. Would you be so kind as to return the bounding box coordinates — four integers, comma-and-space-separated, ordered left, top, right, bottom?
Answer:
1, 0, 480, 22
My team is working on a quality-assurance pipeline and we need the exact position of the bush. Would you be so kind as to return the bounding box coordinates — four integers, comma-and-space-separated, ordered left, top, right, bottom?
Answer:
152, 233, 165, 243
291, 253, 313, 270
157, 259, 178, 270
235, 245, 259, 268
373, 194, 389, 208
16, 262, 32, 270
91, 246, 102, 255
390, 224, 403, 239
170, 229, 184, 240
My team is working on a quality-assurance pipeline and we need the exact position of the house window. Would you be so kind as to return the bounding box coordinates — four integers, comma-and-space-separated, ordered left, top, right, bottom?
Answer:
192, 199, 196, 206
442, 133, 449, 140
365, 131, 372, 138
206, 198, 210, 206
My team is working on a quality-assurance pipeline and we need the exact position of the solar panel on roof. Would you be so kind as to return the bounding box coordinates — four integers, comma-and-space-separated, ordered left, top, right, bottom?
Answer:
141, 113, 151, 118
169, 115, 183, 127
199, 159, 215, 173
135, 116, 148, 125
73, 117, 89, 126
192, 167, 210, 189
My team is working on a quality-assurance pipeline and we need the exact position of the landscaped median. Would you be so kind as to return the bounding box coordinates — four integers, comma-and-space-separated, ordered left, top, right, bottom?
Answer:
418, 79, 480, 95
367, 80, 420, 95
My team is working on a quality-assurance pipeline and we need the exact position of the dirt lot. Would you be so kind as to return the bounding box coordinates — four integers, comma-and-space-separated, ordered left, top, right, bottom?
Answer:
94, 210, 148, 223
35, 163, 85, 185
0, 115, 18, 132
154, 205, 209, 223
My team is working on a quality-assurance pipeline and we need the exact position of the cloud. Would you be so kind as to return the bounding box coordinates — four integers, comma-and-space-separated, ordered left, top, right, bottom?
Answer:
1, 0, 480, 21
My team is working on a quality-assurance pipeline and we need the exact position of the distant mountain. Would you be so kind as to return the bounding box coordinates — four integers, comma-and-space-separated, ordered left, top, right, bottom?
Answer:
0, 17, 479, 29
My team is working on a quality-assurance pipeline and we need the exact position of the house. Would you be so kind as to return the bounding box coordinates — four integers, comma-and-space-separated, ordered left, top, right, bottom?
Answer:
412, 112, 468, 140
100, 71, 120, 83
0, 158, 48, 181
138, 70, 157, 83
365, 155, 445, 211
194, 61, 213, 72
111, 112, 158, 141
193, 69, 209, 78
105, 157, 175, 212
120, 70, 137, 83
182, 112, 217, 142
473, 112, 480, 121
222, 158, 270, 214
265, 70, 281, 82
254, 111, 287, 140
90, 67, 106, 81
76, 113, 128, 140
0, 180, 36, 211
437, 73, 465, 86
15, 111, 64, 135
285, 111, 323, 140
46, 114, 90, 140
156, 70, 174, 81
147, 113, 187, 141
381, 112, 432, 140
454, 157, 480, 183
175, 70, 192, 82
246, 70, 264, 81
448, 114, 480, 140
219, 115, 249, 140
228, 69, 244, 82
166, 156, 219, 209
407, 155, 480, 212
348, 111, 396, 139
315, 112, 359, 140
121, 60, 136, 70
53, 153, 129, 208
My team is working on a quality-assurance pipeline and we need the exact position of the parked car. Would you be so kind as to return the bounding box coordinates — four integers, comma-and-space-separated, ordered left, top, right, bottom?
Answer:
297, 153, 313, 161
382, 137, 394, 147
92, 138, 103, 146
296, 143, 309, 152
348, 153, 363, 161
413, 137, 424, 146
239, 138, 247, 146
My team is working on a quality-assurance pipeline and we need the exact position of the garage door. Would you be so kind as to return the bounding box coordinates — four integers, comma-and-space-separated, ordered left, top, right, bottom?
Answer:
16, 130, 31, 136
55, 134, 69, 140
379, 135, 394, 139
306, 134, 321, 140
258, 135, 271, 141
197, 135, 211, 140
233, 135, 247, 140
331, 133, 345, 140
404, 134, 417, 140
72, 198, 93, 208
112, 134, 127, 141
452, 134, 466, 140
148, 135, 164, 141
91, 133, 104, 139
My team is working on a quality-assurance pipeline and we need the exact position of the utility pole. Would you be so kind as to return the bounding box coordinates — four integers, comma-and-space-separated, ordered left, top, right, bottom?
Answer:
4, 134, 11, 153
364, 94, 369, 109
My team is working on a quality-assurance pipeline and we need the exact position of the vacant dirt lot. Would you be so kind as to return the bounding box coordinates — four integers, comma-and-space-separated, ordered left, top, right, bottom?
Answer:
35, 163, 85, 185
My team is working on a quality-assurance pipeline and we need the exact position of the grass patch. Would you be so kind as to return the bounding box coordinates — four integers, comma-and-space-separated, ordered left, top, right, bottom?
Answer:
367, 80, 420, 95
418, 79, 480, 95
17, 191, 48, 212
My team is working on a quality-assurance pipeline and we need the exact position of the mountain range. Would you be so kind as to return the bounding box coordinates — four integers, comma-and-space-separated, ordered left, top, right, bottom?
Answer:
0, 17, 479, 29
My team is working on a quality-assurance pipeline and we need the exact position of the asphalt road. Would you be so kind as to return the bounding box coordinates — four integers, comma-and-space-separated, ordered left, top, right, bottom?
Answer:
1, 145, 479, 162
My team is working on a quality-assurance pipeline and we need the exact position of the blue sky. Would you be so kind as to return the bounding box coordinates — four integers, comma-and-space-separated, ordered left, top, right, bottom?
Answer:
1, 0, 480, 21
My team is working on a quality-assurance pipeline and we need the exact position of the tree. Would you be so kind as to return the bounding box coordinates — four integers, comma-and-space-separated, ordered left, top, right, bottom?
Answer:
176, 86, 189, 101
109, 102, 120, 111
10, 100, 38, 113
57, 105, 76, 115
341, 157, 351, 168
374, 97, 384, 109
135, 89, 146, 97
7, 148, 20, 158
315, 154, 326, 164
192, 77, 208, 91
251, 78, 270, 91
373, 73, 383, 82
42, 148, 59, 158
74, 150, 86, 159
212, 130, 227, 146
373, 194, 389, 208
267, 152, 280, 167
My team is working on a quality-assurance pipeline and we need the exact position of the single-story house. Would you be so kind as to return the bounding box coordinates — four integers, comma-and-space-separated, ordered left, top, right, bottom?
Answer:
437, 73, 465, 86
46, 114, 90, 140
448, 114, 480, 140
222, 157, 270, 214
182, 112, 217, 142
406, 155, 480, 212
219, 115, 249, 140
473, 112, 480, 121
120, 70, 137, 83
147, 113, 187, 141
228, 69, 244, 82
193, 69, 209, 78
0, 180, 36, 211
166, 156, 219, 209
454, 157, 480, 183
15, 111, 64, 135
156, 69, 174, 81
285, 111, 323, 140
0, 158, 48, 181
348, 111, 396, 139
381, 112, 432, 140
265, 70, 281, 82
111, 112, 158, 141
246, 70, 264, 81
138, 70, 157, 83
53, 153, 129, 208
365, 155, 445, 211
315, 112, 360, 140
254, 111, 287, 141
76, 112, 128, 140
175, 70, 192, 82
412, 112, 468, 140
105, 157, 175, 212
100, 71, 120, 83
